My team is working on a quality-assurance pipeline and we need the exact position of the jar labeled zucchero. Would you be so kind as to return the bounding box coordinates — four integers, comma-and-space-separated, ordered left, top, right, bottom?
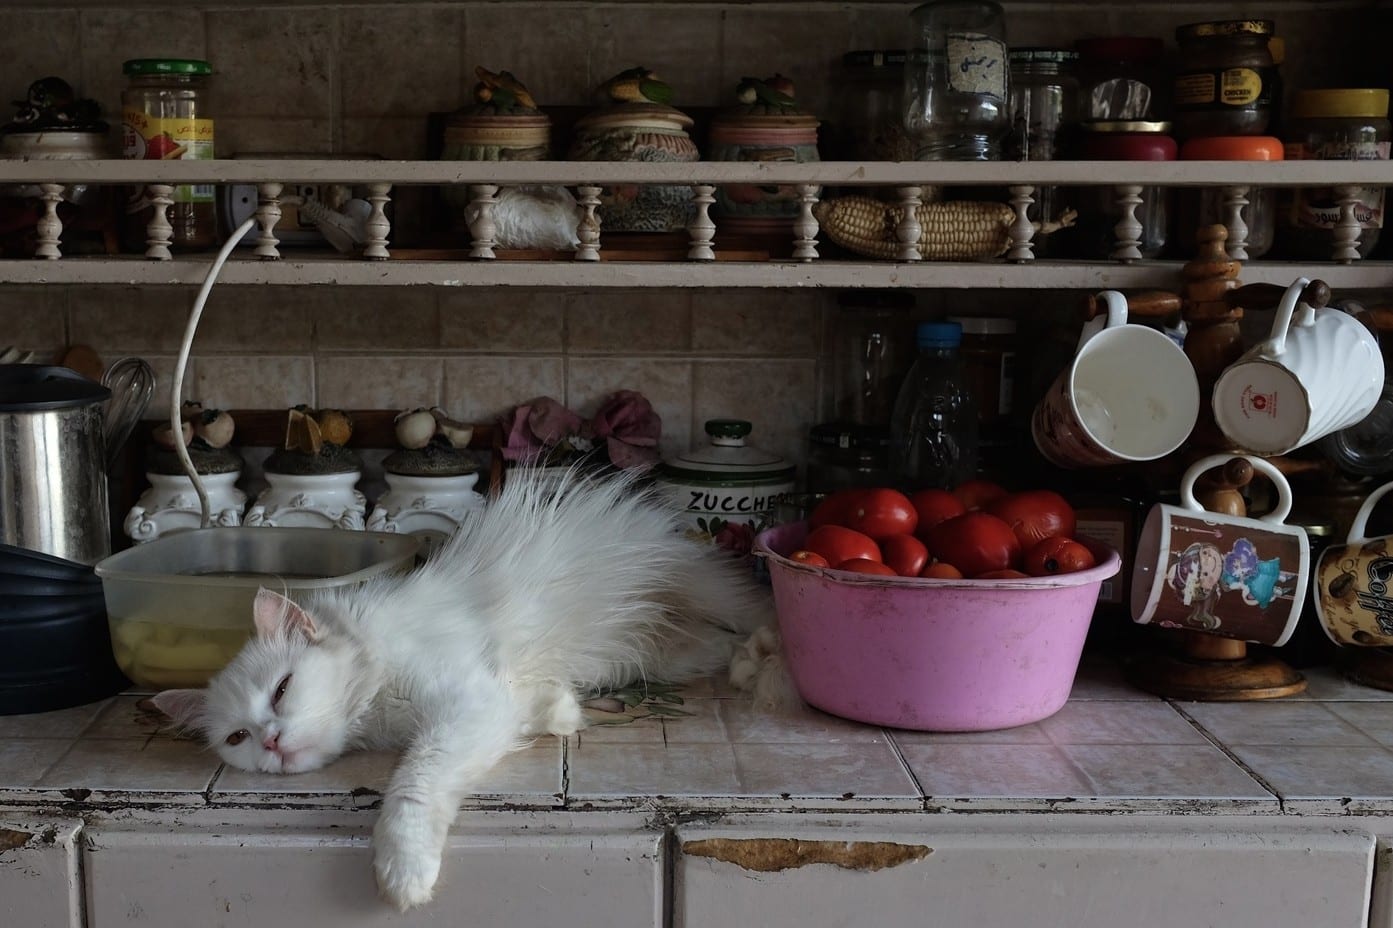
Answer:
1278, 88, 1390, 260
1172, 20, 1276, 139
120, 58, 217, 252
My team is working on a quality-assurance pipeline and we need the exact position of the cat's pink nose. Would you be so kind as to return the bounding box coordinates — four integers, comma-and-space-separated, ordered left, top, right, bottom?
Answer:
263, 732, 280, 751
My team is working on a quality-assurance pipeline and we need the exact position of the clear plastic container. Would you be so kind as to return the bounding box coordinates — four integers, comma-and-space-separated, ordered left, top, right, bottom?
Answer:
889, 321, 979, 489
1075, 36, 1166, 122
95, 527, 422, 688
904, 0, 1011, 160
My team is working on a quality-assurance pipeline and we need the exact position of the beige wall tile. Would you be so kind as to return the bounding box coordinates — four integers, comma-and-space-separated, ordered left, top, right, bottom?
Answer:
0, 11, 82, 110
195, 285, 314, 351
0, 286, 66, 356
462, 5, 591, 107
69, 287, 187, 353
192, 355, 314, 410
77, 9, 207, 122
206, 9, 335, 120
719, 7, 857, 120
342, 6, 462, 117
566, 290, 692, 354
588, 5, 725, 108
690, 290, 820, 357
342, 116, 431, 159
141, 354, 197, 419
567, 358, 693, 456
442, 355, 565, 422
439, 290, 565, 352
692, 358, 816, 467
317, 355, 442, 409
311, 288, 439, 350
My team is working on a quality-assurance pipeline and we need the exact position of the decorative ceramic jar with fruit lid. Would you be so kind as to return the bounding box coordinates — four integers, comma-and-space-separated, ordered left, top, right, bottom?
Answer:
707, 74, 820, 235
657, 419, 796, 552
440, 67, 551, 217
568, 67, 699, 233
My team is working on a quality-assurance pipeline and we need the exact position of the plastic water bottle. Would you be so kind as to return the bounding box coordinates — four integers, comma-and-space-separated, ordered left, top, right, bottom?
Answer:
889, 321, 979, 489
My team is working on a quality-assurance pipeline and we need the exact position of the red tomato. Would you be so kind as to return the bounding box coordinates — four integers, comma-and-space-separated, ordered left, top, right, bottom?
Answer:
988, 490, 1078, 550
834, 558, 898, 576
908, 488, 966, 537
951, 478, 1010, 511
808, 489, 865, 529
880, 533, 929, 577
924, 512, 1022, 577
842, 488, 918, 540
789, 549, 831, 568
804, 525, 882, 566
920, 560, 964, 580
1023, 536, 1097, 576
975, 568, 1031, 580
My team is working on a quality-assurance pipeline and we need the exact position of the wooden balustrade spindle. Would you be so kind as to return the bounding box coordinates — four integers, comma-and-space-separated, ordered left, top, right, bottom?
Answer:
255, 182, 283, 260
1110, 184, 1145, 263
575, 185, 602, 262
363, 183, 392, 260
687, 184, 716, 261
468, 184, 500, 260
792, 183, 819, 262
1006, 185, 1036, 262
895, 186, 923, 262
35, 184, 65, 260
144, 184, 175, 261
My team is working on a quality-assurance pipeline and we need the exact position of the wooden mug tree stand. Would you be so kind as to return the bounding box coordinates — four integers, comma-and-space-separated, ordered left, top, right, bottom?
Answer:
1122, 226, 1312, 701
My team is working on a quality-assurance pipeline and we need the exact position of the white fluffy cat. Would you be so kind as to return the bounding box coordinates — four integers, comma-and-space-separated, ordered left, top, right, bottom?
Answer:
152, 465, 790, 910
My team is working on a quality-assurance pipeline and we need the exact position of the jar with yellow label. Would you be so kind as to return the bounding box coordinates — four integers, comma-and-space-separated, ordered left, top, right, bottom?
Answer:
120, 58, 218, 251
1172, 20, 1275, 140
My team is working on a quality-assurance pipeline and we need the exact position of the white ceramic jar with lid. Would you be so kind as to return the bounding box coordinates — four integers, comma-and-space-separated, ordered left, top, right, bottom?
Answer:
658, 419, 796, 548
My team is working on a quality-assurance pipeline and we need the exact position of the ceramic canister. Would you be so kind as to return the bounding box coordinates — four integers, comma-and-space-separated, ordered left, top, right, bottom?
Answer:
568, 102, 699, 233
708, 97, 820, 233
658, 419, 796, 552
439, 109, 552, 216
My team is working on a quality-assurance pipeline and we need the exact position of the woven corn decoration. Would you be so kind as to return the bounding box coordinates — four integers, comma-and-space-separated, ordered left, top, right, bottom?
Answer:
813, 196, 1018, 260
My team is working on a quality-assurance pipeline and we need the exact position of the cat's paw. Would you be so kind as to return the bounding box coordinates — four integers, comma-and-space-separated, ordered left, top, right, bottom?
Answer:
373, 801, 443, 911
728, 624, 781, 692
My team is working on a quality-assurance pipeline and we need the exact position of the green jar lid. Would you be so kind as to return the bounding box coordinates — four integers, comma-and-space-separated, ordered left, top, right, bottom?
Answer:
123, 59, 213, 76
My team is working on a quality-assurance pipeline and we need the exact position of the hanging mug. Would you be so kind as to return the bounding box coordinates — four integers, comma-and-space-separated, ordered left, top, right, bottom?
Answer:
1131, 454, 1309, 646
1212, 277, 1385, 456
1031, 290, 1200, 468
1313, 480, 1393, 647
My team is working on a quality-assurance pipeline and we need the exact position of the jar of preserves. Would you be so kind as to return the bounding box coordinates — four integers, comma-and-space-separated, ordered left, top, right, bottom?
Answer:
1074, 120, 1176, 259
1172, 20, 1276, 139
120, 58, 217, 252
904, 0, 1011, 161
1174, 135, 1282, 259
1277, 88, 1390, 260
1074, 36, 1166, 122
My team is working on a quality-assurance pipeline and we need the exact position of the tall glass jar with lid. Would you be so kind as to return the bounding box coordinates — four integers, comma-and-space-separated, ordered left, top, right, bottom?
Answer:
903, 0, 1010, 161
120, 58, 218, 252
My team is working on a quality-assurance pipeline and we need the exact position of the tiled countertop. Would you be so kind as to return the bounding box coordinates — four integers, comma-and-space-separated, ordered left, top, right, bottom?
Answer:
4, 656, 1393, 817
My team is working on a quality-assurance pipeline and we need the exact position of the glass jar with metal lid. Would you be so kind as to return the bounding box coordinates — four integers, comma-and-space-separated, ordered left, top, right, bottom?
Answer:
1174, 135, 1282, 259
1277, 88, 1390, 260
120, 58, 217, 252
1172, 20, 1276, 140
1074, 120, 1176, 259
1007, 48, 1080, 256
903, 0, 1011, 161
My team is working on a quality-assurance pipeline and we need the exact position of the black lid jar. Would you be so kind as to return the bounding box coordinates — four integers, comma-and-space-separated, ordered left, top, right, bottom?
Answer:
1172, 20, 1276, 139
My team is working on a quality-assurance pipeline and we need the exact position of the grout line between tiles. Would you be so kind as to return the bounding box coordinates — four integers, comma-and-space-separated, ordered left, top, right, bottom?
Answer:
883, 731, 928, 807
1168, 701, 1285, 807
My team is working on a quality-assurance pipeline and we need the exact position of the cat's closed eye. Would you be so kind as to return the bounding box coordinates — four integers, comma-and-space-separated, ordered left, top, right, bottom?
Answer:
225, 729, 250, 746
272, 674, 292, 708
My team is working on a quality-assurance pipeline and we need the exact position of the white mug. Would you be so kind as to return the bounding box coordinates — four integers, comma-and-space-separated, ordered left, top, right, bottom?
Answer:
1213, 277, 1385, 456
1032, 290, 1200, 468
1131, 454, 1309, 647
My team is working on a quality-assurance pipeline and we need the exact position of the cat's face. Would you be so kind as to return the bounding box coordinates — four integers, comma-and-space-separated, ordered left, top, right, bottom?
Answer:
153, 589, 355, 775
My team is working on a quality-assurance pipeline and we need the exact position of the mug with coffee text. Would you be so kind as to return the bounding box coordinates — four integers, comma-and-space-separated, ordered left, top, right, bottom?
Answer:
1314, 480, 1393, 647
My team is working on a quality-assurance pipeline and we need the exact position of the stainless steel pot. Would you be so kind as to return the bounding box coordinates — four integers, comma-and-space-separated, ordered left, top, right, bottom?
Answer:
0, 365, 111, 564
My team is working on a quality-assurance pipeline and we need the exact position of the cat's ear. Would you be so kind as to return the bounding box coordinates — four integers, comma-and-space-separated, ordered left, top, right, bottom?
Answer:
150, 689, 207, 730
253, 588, 319, 641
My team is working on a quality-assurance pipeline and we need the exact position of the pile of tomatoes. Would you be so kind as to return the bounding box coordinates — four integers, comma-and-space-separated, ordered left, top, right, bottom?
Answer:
792, 479, 1098, 580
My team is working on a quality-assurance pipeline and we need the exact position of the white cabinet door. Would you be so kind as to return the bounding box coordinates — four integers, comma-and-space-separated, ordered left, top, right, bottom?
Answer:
674, 814, 1375, 928
83, 809, 663, 928
0, 817, 84, 928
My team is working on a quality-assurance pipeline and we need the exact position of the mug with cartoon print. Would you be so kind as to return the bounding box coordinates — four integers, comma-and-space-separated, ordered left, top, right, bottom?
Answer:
1131, 454, 1310, 646
1314, 480, 1393, 647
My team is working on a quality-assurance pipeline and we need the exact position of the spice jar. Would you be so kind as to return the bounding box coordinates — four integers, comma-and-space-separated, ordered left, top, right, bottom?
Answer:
904, 0, 1011, 161
1074, 120, 1176, 259
120, 58, 217, 252
1172, 20, 1276, 140
947, 315, 1016, 430
1175, 135, 1281, 259
1277, 88, 1390, 260
1075, 36, 1166, 122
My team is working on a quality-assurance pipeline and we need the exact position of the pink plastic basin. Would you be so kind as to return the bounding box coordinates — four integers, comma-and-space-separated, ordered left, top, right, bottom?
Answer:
756, 521, 1121, 732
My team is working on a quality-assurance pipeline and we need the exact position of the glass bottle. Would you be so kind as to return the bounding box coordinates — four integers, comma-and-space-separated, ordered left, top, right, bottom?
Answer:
889, 321, 979, 490
120, 58, 218, 252
904, 0, 1011, 161
832, 290, 915, 427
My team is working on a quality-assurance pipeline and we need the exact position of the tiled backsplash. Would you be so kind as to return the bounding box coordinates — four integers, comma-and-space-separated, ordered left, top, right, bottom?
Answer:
0, 1, 1383, 472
